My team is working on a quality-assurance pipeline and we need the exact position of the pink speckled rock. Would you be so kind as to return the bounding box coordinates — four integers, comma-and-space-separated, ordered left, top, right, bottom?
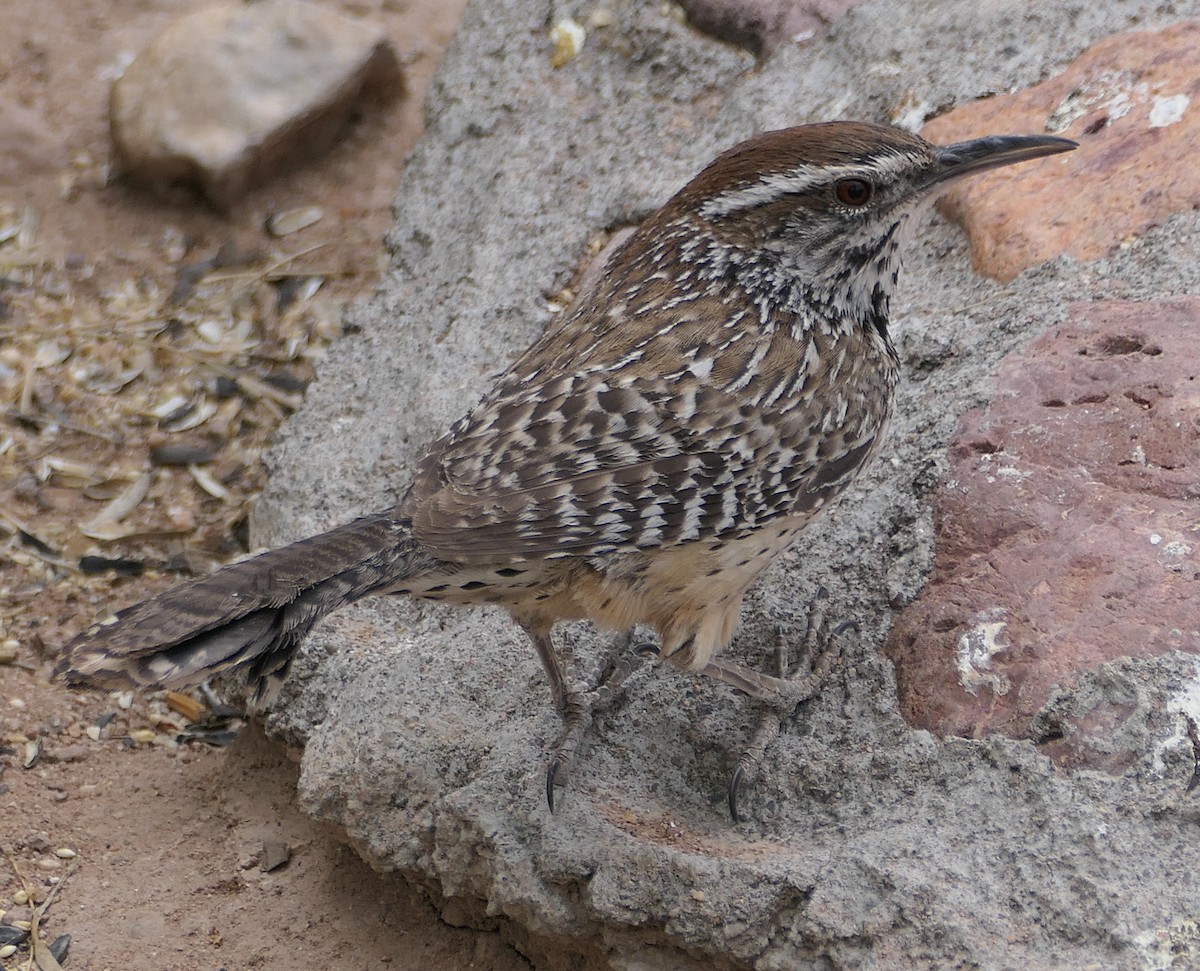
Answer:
885, 298, 1200, 768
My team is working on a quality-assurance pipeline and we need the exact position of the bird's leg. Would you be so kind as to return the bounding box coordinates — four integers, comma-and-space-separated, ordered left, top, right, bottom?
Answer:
522, 624, 653, 811
698, 588, 850, 822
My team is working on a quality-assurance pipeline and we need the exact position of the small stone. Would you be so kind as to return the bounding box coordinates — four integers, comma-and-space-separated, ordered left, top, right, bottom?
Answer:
549, 18, 586, 68
110, 0, 402, 206
260, 838, 291, 872
42, 745, 90, 764
85, 725, 102, 742
0, 640, 17, 664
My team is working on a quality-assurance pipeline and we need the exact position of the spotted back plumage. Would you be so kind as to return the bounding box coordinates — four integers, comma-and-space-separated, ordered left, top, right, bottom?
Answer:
402, 123, 925, 565
56, 121, 1075, 696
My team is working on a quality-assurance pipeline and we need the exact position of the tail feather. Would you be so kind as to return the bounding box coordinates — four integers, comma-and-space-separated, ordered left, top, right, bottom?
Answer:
56, 513, 438, 699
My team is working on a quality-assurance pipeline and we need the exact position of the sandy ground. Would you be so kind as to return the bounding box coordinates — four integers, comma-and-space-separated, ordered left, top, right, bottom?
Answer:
1, 1, 530, 967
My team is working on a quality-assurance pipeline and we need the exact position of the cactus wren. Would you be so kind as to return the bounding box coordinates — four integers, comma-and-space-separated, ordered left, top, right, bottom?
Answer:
57, 122, 1075, 816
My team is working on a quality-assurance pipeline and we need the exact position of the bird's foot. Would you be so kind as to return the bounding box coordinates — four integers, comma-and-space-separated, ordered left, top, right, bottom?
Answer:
545, 629, 655, 812
700, 587, 853, 822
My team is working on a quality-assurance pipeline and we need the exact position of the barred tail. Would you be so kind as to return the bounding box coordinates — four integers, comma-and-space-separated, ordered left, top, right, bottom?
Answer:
55, 513, 436, 702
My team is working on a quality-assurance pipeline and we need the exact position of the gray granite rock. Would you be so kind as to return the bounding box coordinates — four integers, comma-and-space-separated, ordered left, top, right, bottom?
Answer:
254, 0, 1200, 967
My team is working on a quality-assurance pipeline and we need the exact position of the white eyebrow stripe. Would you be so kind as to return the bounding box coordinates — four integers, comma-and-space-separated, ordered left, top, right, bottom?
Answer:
697, 150, 919, 219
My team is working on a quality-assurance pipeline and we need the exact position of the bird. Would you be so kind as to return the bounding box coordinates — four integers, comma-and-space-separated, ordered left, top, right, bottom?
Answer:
57, 121, 1076, 818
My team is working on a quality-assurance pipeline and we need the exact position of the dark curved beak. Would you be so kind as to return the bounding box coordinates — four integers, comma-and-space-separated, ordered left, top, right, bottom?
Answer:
929, 133, 1077, 187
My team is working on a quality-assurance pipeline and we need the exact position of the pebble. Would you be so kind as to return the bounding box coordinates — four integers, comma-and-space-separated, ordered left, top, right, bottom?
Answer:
110, 0, 401, 204
0, 640, 17, 664
44, 744, 91, 764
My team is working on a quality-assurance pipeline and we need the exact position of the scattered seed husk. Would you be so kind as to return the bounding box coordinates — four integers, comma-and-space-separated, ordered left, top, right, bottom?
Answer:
130, 729, 156, 744
78, 470, 152, 540
164, 691, 205, 723
78, 554, 145, 576
150, 443, 217, 466
176, 727, 241, 746
149, 393, 191, 420
38, 455, 107, 485
228, 370, 302, 410
265, 370, 309, 394
164, 398, 218, 432
266, 206, 324, 237
0, 925, 28, 945
53, 848, 76, 860
22, 739, 41, 768
49, 932, 71, 962
187, 463, 231, 501
0, 942, 17, 959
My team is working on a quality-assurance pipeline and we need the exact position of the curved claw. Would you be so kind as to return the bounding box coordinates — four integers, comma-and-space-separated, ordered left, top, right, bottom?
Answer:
728, 764, 745, 823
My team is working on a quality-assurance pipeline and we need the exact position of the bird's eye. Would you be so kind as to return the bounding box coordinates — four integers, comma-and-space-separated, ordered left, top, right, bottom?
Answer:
834, 178, 873, 207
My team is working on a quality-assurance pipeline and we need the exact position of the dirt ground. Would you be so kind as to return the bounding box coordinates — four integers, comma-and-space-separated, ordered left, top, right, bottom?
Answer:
1, 1, 532, 968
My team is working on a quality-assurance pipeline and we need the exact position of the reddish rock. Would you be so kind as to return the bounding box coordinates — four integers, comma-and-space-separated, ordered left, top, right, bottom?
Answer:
677, 0, 864, 57
923, 20, 1200, 282
885, 298, 1200, 768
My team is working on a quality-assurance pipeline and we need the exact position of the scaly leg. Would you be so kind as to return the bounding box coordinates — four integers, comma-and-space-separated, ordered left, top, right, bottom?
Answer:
698, 588, 851, 822
520, 622, 653, 811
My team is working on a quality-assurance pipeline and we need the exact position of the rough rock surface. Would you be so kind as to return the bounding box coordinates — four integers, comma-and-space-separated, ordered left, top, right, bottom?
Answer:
886, 297, 1200, 769
243, 0, 1200, 967
925, 19, 1200, 282
110, 0, 402, 206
